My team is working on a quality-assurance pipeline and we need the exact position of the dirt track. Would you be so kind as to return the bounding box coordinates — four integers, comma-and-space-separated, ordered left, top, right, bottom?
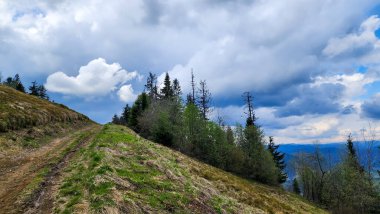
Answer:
0, 125, 100, 214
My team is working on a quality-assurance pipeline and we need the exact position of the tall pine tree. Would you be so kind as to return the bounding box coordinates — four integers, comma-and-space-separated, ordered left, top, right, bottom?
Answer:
346, 134, 363, 172
121, 104, 131, 125
267, 136, 287, 183
145, 72, 158, 100
29, 81, 39, 96
172, 78, 181, 97
197, 80, 211, 120
14, 74, 25, 93
293, 178, 301, 194
160, 73, 173, 99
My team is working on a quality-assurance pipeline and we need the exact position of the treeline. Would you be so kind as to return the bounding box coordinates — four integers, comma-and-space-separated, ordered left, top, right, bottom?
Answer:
0, 73, 49, 100
112, 72, 287, 185
292, 135, 380, 213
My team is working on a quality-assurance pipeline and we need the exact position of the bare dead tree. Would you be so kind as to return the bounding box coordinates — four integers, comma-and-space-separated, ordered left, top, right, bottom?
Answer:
242, 92, 255, 126
191, 69, 196, 103
197, 80, 211, 120
360, 122, 377, 178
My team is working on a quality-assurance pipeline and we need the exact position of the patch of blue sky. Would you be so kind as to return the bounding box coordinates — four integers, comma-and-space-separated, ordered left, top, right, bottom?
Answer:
12, 7, 46, 21
361, 81, 380, 100
356, 65, 368, 74
369, 4, 380, 16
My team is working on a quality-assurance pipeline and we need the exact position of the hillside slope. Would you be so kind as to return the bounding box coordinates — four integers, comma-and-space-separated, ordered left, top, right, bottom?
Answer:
54, 124, 327, 214
0, 85, 97, 213
0, 85, 89, 132
0, 87, 326, 213
0, 85, 92, 156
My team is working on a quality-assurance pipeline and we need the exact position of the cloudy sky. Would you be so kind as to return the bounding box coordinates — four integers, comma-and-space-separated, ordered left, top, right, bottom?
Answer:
1, 0, 380, 143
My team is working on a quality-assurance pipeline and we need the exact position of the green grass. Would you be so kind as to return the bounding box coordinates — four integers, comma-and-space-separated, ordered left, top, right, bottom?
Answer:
16, 130, 96, 209
55, 124, 328, 214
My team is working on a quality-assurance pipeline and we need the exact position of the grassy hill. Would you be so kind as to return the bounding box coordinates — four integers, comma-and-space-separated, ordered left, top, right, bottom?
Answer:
0, 85, 92, 154
55, 124, 327, 214
0, 85, 89, 132
0, 86, 327, 213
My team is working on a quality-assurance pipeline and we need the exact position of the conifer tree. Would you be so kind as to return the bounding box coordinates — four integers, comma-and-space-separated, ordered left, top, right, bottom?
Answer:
190, 69, 196, 103
29, 81, 39, 96
160, 73, 173, 99
38, 84, 49, 100
268, 136, 287, 183
128, 92, 149, 130
172, 78, 181, 97
197, 80, 211, 120
3, 74, 25, 93
121, 104, 131, 125
243, 92, 255, 127
346, 134, 363, 172
186, 93, 193, 105
293, 178, 301, 195
4, 77, 12, 85
145, 72, 158, 100
13, 74, 25, 93
241, 126, 278, 184
112, 114, 120, 124
226, 126, 234, 145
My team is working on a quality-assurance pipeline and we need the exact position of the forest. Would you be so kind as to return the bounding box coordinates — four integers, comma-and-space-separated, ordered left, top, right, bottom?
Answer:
112, 72, 380, 213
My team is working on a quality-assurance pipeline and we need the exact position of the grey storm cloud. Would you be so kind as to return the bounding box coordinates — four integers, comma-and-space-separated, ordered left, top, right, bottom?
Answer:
362, 95, 380, 119
275, 83, 345, 117
0, 0, 377, 94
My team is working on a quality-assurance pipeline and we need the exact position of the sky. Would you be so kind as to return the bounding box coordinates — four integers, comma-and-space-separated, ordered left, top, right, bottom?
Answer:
1, 0, 380, 144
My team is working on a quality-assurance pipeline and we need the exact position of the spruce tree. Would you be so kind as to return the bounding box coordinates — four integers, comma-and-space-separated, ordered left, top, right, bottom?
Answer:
29, 81, 39, 96
38, 85, 49, 100
346, 134, 363, 172
197, 80, 211, 120
226, 126, 234, 145
172, 78, 181, 97
145, 72, 158, 100
128, 93, 149, 130
293, 178, 301, 195
121, 104, 131, 125
268, 136, 287, 183
13, 74, 25, 93
112, 114, 120, 124
186, 93, 194, 105
160, 73, 173, 99
191, 70, 195, 104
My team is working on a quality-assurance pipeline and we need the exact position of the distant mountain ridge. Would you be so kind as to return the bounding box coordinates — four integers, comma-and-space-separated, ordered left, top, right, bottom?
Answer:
278, 142, 380, 179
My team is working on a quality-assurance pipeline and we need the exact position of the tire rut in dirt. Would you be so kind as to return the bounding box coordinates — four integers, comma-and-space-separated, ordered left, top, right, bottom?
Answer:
22, 127, 99, 214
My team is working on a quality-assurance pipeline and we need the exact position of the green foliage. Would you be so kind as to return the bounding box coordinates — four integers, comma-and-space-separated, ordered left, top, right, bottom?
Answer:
241, 126, 279, 185
128, 92, 149, 130
112, 73, 282, 187
2, 74, 25, 93
267, 136, 287, 183
29, 81, 49, 100
294, 139, 380, 213
226, 126, 234, 145
152, 111, 174, 147
293, 178, 301, 195
160, 72, 174, 99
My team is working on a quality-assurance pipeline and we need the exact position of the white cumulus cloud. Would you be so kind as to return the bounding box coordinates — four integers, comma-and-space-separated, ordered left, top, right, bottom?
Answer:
117, 84, 137, 103
323, 15, 380, 58
45, 58, 138, 97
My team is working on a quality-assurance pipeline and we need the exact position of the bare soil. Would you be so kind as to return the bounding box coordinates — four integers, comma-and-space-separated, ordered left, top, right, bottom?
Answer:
0, 125, 100, 214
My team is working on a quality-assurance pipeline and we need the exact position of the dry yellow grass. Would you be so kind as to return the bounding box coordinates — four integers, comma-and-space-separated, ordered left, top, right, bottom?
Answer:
57, 125, 328, 214
0, 85, 89, 132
